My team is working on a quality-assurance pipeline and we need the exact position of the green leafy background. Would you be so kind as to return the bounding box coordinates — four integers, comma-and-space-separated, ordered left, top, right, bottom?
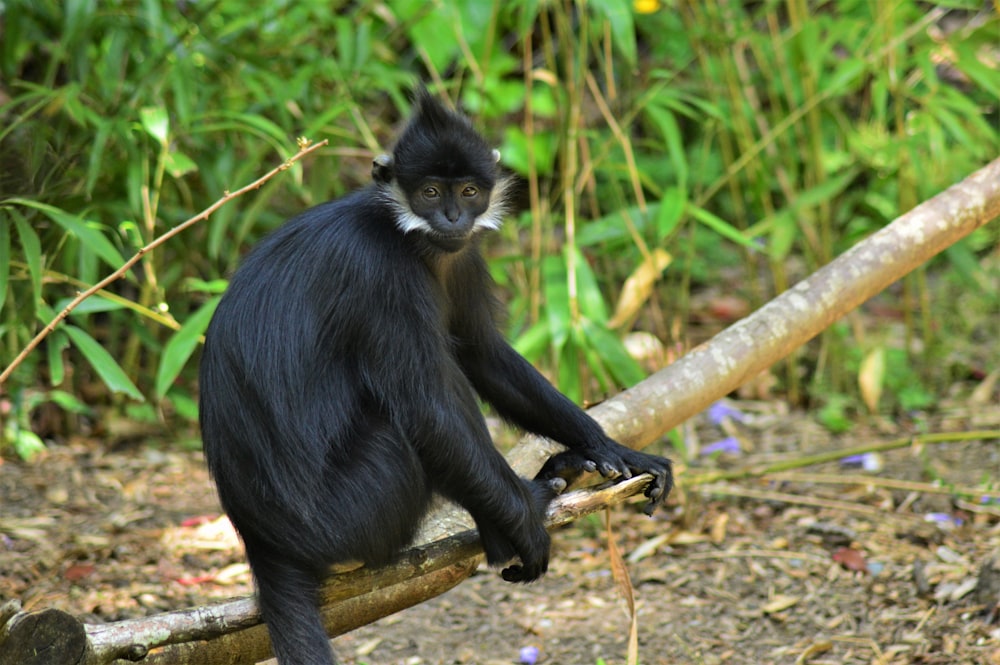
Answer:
1, 0, 997, 452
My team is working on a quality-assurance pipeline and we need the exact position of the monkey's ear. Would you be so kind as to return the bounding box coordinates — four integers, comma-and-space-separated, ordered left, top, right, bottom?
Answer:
491, 149, 501, 164
372, 154, 393, 183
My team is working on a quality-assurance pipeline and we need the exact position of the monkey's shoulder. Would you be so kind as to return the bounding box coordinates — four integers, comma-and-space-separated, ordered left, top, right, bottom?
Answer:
256, 188, 414, 261
232, 190, 413, 281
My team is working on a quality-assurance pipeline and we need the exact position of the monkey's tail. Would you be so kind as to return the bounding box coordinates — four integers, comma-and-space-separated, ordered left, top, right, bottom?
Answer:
249, 550, 338, 665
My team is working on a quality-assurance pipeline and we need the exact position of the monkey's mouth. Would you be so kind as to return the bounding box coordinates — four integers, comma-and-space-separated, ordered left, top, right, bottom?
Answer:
430, 231, 472, 252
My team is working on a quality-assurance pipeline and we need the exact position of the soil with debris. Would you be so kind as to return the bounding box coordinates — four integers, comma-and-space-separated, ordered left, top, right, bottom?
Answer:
1, 404, 998, 665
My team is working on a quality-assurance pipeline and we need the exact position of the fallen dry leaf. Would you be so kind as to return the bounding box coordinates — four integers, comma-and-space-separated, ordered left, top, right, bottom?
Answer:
762, 594, 801, 613
832, 547, 869, 573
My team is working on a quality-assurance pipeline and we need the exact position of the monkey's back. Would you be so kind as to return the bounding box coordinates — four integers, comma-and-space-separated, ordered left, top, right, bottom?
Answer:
198, 188, 435, 552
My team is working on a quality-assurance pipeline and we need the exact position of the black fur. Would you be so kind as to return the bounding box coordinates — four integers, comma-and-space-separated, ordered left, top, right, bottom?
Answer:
199, 89, 672, 665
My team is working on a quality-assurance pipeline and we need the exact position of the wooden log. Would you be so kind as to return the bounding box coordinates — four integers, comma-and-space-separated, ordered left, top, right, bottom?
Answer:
0, 479, 651, 665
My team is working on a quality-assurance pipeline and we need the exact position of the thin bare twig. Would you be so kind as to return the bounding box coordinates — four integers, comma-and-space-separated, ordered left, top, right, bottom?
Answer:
768, 471, 1000, 502
700, 483, 924, 522
0, 139, 328, 387
683, 429, 1000, 486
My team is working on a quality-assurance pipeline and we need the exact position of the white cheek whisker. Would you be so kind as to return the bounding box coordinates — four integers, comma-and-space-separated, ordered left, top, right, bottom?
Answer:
380, 182, 433, 234
474, 175, 514, 232
473, 212, 503, 232
395, 208, 433, 234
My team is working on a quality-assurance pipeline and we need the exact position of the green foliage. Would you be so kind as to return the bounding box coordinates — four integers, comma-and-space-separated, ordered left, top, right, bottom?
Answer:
816, 393, 855, 434
1, 0, 996, 441
515, 250, 644, 404
154, 296, 220, 399
1, 388, 91, 460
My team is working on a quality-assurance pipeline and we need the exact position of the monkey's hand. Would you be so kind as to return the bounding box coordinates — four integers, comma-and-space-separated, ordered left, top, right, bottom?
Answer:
535, 444, 673, 516
476, 479, 558, 584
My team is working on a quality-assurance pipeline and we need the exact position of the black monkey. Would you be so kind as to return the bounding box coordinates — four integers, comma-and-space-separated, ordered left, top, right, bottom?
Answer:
199, 88, 672, 665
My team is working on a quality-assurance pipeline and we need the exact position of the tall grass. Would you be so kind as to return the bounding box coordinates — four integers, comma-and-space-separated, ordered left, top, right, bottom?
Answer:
1, 0, 996, 443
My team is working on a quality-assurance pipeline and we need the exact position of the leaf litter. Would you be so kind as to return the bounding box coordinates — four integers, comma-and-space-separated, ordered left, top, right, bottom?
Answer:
0, 403, 998, 664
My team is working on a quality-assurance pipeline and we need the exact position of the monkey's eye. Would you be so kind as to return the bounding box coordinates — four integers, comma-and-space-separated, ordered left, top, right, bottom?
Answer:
422, 186, 440, 199
461, 186, 479, 198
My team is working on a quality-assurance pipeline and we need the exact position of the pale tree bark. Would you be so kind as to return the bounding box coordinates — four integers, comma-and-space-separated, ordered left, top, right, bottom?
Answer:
1, 158, 997, 665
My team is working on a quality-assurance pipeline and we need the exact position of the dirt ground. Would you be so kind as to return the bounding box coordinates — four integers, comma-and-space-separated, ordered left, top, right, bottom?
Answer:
1, 402, 998, 665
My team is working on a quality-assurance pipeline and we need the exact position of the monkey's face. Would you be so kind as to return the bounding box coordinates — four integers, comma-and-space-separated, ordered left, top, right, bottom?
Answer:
402, 179, 493, 251
380, 88, 514, 251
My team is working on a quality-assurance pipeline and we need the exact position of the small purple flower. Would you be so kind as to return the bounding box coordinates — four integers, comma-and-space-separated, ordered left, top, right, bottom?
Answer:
700, 437, 741, 456
839, 452, 882, 472
924, 512, 963, 527
519, 645, 540, 664
707, 401, 747, 425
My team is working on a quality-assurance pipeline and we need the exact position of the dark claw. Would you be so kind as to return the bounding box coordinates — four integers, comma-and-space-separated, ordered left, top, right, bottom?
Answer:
597, 461, 620, 478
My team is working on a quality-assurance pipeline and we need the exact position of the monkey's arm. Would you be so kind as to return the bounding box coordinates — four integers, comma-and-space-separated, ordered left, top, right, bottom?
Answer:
397, 358, 558, 581
456, 333, 672, 513
343, 259, 553, 579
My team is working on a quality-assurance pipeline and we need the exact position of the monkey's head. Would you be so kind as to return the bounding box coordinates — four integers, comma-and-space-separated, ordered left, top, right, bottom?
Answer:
374, 87, 513, 252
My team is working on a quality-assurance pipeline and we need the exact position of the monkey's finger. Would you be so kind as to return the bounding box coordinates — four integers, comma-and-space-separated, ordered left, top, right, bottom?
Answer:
646, 470, 669, 496
641, 470, 673, 515
546, 477, 568, 494
642, 492, 665, 515
536, 451, 598, 479
596, 461, 623, 479
568, 457, 599, 475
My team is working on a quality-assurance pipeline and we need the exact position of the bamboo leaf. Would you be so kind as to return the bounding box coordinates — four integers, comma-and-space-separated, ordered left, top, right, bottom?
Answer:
63, 324, 144, 401
581, 318, 646, 389
513, 320, 552, 362
140, 106, 170, 144
655, 186, 686, 241
570, 246, 610, 323
644, 105, 688, 187
55, 295, 125, 315
12, 211, 43, 306
0, 214, 12, 311
7, 199, 123, 269
687, 204, 761, 251
155, 297, 220, 398
165, 150, 197, 178
542, 256, 571, 348
46, 328, 70, 385
557, 329, 584, 405
590, 0, 637, 65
